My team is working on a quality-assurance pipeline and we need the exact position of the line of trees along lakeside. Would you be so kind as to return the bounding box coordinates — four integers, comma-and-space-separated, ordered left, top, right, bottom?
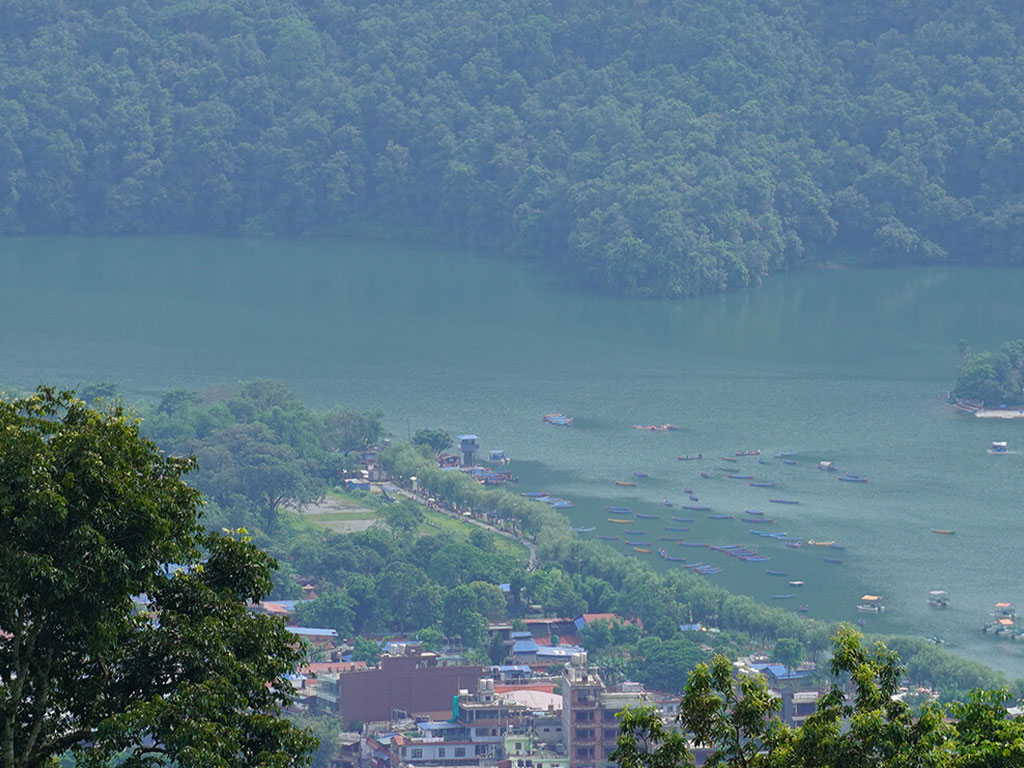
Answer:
4, 1, 1024, 296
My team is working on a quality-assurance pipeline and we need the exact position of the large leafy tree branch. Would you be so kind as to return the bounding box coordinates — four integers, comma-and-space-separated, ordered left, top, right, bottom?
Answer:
0, 388, 315, 768
612, 625, 1023, 768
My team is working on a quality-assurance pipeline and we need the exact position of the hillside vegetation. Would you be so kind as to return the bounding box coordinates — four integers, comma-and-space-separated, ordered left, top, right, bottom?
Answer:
3, 0, 1024, 295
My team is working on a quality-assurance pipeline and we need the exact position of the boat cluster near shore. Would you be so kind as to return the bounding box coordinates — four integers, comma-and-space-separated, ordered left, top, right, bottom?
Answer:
547, 441, 923, 618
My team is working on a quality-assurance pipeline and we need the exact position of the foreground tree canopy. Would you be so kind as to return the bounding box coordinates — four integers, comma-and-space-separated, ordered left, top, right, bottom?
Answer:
0, 389, 315, 767
2, 1, 1024, 296
612, 625, 1024, 768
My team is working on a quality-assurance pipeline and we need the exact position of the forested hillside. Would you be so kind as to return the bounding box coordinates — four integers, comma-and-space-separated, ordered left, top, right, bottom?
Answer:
3, 0, 1023, 295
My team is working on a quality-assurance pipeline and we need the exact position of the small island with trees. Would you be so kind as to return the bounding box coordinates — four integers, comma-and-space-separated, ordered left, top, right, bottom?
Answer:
952, 339, 1024, 415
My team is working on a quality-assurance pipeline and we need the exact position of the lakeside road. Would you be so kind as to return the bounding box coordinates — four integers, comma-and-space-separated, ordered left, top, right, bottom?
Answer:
382, 482, 539, 570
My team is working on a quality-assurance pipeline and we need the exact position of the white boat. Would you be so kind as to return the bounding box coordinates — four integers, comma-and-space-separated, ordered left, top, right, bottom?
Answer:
988, 441, 1008, 455
927, 590, 949, 608
857, 594, 885, 613
789, 580, 805, 587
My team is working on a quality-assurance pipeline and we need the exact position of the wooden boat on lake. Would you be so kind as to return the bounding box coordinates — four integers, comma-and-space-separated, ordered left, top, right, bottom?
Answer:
608, 518, 632, 523
615, 480, 637, 487
808, 540, 835, 546
933, 529, 955, 535
677, 454, 703, 461
543, 413, 573, 426
633, 547, 653, 553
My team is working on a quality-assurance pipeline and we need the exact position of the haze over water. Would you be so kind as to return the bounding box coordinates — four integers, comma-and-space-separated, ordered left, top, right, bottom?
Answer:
3, 236, 1023, 676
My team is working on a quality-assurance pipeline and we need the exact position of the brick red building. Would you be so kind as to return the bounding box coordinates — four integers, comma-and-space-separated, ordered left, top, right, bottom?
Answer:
314, 645, 483, 727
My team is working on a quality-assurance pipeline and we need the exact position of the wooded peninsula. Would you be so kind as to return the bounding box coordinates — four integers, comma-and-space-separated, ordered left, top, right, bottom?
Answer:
3, 1, 1024, 296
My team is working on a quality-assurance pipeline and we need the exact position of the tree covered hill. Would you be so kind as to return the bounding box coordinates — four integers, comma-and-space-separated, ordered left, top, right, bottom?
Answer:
3, 0, 1024, 295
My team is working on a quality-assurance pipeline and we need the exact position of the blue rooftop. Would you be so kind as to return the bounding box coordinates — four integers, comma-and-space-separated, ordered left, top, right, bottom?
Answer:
286, 626, 339, 638
750, 663, 805, 680
510, 630, 533, 639
512, 638, 539, 654
457, 435, 479, 441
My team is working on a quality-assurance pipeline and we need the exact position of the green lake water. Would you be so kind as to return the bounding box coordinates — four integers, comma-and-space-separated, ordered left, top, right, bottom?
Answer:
2, 236, 1023, 676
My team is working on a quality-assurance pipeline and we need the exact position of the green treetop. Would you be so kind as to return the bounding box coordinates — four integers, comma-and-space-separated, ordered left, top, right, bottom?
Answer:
0, 389, 315, 768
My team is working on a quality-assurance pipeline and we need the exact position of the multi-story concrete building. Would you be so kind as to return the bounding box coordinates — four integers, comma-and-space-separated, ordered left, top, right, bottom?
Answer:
560, 654, 654, 768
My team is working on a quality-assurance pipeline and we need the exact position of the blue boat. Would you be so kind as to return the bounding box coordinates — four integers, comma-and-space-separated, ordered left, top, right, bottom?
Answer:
636, 513, 659, 519
665, 526, 689, 531
605, 506, 632, 513
682, 505, 711, 511
623, 529, 646, 534
521, 491, 550, 498
750, 482, 775, 488
765, 570, 789, 576
633, 471, 649, 478
707, 514, 734, 520
823, 556, 842, 564
683, 487, 693, 494
838, 476, 868, 483
625, 540, 652, 546
663, 500, 673, 506
680, 542, 708, 547
769, 499, 800, 505
700, 472, 711, 478
782, 459, 797, 465
689, 495, 699, 501
744, 509, 764, 516
772, 594, 796, 599
672, 516, 694, 522
727, 474, 754, 480
596, 535, 619, 540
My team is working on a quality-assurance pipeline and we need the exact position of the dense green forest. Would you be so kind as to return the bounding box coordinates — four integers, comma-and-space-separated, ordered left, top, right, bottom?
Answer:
2, 1, 1024, 295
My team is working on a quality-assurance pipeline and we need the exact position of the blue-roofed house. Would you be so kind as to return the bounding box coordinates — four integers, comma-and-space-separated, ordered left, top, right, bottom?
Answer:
489, 665, 533, 683
749, 662, 805, 681
286, 626, 339, 648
